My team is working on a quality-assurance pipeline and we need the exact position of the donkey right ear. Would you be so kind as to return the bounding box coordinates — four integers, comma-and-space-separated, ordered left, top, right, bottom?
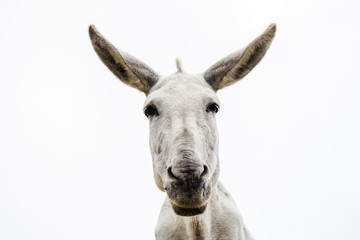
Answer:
204, 24, 276, 91
89, 25, 159, 94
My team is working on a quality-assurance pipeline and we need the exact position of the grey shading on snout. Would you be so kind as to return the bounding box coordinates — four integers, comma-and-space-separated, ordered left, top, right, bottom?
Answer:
89, 23, 276, 240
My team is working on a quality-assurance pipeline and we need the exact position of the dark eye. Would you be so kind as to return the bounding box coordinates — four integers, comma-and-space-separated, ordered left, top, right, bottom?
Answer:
144, 105, 159, 118
206, 103, 219, 114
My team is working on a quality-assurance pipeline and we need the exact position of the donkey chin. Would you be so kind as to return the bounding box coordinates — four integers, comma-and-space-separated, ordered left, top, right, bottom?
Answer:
165, 178, 212, 216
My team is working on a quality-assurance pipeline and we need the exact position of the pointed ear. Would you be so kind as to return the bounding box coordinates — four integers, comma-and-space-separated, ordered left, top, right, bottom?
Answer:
204, 24, 276, 91
89, 25, 159, 94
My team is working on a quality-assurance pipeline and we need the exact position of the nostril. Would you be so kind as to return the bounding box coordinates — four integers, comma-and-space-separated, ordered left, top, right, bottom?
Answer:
167, 167, 178, 180
200, 165, 209, 178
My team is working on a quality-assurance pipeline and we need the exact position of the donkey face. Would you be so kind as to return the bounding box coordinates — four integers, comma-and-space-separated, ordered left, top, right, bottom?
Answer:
144, 74, 221, 215
89, 24, 276, 216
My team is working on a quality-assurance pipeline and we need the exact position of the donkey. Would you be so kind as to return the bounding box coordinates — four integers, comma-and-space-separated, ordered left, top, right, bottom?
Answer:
89, 24, 276, 240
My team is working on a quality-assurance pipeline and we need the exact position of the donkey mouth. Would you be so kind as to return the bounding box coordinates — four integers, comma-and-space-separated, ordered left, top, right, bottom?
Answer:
170, 202, 207, 216
165, 180, 211, 216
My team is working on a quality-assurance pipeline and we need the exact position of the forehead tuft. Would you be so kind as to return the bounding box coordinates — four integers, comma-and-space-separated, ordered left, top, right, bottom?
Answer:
176, 58, 183, 73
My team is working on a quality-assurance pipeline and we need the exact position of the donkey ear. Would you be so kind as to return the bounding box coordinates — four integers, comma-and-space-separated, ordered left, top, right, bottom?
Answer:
204, 24, 276, 91
89, 25, 159, 94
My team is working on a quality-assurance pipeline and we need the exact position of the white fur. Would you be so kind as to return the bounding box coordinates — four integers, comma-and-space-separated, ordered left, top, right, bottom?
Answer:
146, 73, 253, 240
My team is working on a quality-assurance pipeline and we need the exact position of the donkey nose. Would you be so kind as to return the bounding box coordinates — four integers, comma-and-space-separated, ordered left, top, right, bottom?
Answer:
167, 164, 209, 180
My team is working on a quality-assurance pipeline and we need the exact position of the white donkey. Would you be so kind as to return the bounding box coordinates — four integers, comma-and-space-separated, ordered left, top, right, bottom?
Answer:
89, 24, 276, 240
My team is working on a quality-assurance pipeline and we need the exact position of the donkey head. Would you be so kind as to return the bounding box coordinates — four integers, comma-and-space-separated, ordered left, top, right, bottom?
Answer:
89, 24, 276, 216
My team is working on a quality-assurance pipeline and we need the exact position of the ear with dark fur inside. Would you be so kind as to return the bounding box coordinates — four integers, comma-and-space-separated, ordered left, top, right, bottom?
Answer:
203, 24, 276, 91
89, 25, 159, 94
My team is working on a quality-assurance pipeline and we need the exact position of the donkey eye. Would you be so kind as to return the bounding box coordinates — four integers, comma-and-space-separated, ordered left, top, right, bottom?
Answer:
206, 103, 219, 114
144, 105, 159, 118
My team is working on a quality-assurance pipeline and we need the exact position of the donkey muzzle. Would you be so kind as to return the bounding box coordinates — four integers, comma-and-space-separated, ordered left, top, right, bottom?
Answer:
164, 162, 211, 216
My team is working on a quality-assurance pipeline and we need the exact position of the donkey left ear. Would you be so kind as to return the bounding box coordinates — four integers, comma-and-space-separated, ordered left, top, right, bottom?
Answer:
204, 24, 276, 91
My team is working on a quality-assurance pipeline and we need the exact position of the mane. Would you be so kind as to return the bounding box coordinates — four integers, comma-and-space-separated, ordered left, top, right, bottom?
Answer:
176, 58, 183, 73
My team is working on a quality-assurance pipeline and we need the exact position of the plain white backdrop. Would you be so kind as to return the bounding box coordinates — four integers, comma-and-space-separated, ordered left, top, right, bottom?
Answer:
1, 0, 359, 239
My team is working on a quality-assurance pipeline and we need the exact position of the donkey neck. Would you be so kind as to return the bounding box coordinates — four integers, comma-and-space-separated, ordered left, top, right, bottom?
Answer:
183, 216, 208, 240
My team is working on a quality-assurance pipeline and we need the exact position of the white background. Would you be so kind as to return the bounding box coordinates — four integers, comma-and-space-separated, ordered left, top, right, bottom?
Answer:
1, 0, 359, 239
